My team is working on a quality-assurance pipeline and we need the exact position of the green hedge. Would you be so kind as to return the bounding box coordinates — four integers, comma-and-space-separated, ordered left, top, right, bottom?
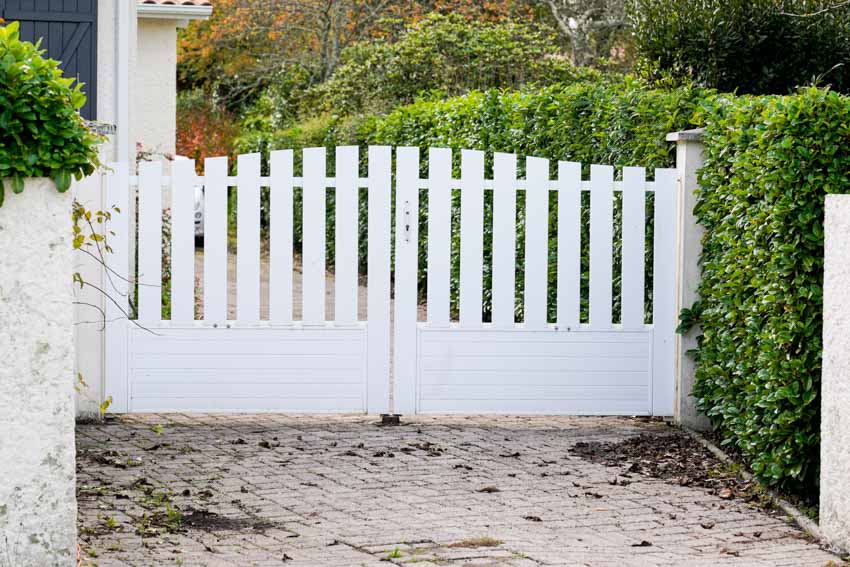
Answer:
691, 88, 850, 492
242, 78, 708, 320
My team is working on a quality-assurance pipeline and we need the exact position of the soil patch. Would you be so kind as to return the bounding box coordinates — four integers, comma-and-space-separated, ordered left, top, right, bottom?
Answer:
569, 432, 761, 502
182, 509, 277, 533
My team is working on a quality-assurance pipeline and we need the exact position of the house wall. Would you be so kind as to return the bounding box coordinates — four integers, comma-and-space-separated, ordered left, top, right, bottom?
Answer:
136, 19, 178, 158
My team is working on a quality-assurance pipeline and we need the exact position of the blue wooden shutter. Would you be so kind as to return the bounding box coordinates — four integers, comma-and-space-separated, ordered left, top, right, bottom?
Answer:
1, 0, 98, 120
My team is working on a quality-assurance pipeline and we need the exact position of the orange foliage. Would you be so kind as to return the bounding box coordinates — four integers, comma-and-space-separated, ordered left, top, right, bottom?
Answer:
176, 96, 240, 171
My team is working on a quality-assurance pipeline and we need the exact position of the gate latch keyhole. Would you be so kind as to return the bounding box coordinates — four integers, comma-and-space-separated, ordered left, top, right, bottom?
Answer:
403, 200, 412, 243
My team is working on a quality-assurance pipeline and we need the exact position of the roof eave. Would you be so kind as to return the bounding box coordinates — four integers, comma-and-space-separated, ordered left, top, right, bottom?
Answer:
137, 4, 212, 21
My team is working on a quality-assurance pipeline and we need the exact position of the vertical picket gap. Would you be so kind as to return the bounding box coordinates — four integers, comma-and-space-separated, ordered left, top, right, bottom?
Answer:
367, 145, 392, 414
335, 146, 359, 325
622, 167, 647, 329
426, 147, 452, 326
169, 159, 196, 322
269, 149, 294, 323
556, 161, 582, 329
450, 187, 461, 321
524, 156, 550, 329
394, 146, 420, 414
302, 147, 327, 324
589, 164, 615, 329
202, 157, 228, 323
137, 160, 163, 323
548, 188, 558, 323
236, 153, 262, 322
652, 168, 678, 415
491, 152, 517, 328
644, 188, 656, 324
459, 149, 485, 326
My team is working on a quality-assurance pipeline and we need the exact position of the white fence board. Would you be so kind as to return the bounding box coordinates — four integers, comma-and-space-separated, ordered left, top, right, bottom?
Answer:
137, 160, 163, 322
237, 153, 262, 322
459, 150, 485, 325
170, 158, 196, 322
427, 148, 452, 326
393, 146, 420, 414
491, 153, 517, 327
556, 162, 582, 329
203, 156, 229, 323
589, 164, 614, 329
335, 146, 359, 325
622, 167, 647, 328
302, 147, 327, 324
524, 157, 549, 328
269, 150, 294, 323
652, 168, 678, 416
367, 146, 392, 413
104, 162, 130, 412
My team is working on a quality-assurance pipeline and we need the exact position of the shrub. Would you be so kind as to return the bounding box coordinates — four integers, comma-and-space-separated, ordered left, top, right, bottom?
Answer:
302, 14, 598, 117
176, 90, 240, 169
627, 0, 850, 95
0, 21, 100, 206
691, 88, 850, 492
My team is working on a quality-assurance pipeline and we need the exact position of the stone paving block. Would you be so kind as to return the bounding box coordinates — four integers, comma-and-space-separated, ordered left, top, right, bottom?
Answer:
76, 415, 845, 567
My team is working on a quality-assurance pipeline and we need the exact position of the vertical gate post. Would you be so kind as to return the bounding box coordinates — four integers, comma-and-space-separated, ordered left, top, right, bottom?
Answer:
666, 129, 711, 430
0, 179, 77, 565
822, 194, 850, 552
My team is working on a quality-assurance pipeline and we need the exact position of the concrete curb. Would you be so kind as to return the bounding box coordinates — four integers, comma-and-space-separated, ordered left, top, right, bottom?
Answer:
682, 427, 847, 558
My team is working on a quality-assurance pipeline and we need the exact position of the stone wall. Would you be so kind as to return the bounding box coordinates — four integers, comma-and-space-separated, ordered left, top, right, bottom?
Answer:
0, 179, 77, 566
822, 194, 850, 552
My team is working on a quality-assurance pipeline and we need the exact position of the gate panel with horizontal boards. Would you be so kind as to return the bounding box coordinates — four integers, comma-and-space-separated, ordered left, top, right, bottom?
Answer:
392, 147, 678, 416
103, 146, 677, 415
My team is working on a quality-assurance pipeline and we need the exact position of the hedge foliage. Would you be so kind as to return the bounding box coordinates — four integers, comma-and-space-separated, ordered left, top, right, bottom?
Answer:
0, 22, 100, 206
242, 78, 708, 320
691, 88, 850, 492
628, 0, 850, 95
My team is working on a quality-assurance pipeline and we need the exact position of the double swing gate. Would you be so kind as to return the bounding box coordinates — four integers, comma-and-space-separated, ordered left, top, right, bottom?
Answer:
103, 146, 677, 416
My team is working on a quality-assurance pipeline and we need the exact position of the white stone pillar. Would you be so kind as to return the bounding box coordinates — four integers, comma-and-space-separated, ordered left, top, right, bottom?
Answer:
822, 194, 850, 552
666, 129, 711, 431
0, 179, 77, 565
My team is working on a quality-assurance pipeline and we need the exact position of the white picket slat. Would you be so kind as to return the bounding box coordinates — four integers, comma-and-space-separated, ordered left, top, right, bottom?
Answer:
170, 159, 196, 322
556, 161, 582, 329
203, 156, 229, 323
302, 147, 327, 324
492, 153, 517, 327
621, 167, 646, 328
459, 150, 485, 325
426, 148, 452, 326
393, 146, 420, 414
652, 168, 678, 416
367, 145, 392, 414
104, 162, 130, 412
236, 153, 261, 322
137, 160, 163, 322
589, 164, 614, 329
335, 146, 359, 325
524, 156, 550, 329
269, 150, 294, 323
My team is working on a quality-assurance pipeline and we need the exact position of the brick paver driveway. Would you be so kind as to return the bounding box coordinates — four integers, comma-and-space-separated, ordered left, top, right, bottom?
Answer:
76, 415, 842, 567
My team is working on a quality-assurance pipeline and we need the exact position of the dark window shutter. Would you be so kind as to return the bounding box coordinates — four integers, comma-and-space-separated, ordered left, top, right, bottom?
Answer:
1, 0, 98, 120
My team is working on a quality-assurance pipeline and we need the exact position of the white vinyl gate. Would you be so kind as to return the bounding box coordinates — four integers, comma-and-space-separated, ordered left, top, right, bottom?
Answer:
103, 146, 677, 415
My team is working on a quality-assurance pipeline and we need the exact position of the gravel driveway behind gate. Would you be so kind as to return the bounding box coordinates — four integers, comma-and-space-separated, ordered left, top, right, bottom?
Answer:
76, 415, 844, 567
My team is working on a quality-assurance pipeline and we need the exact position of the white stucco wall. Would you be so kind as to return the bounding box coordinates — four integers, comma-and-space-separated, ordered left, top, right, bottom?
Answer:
0, 180, 77, 566
136, 19, 178, 158
821, 194, 850, 553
